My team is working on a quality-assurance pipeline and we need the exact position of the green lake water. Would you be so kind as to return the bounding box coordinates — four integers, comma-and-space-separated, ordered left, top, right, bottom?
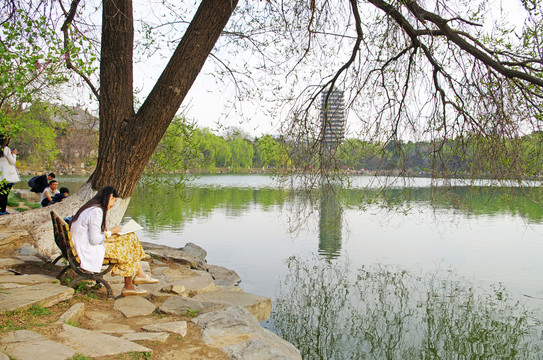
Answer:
36, 175, 543, 359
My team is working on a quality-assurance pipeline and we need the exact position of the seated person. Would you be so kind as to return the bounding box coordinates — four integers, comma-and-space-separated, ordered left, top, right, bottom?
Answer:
49, 187, 69, 205
41, 180, 60, 207
69, 186, 157, 296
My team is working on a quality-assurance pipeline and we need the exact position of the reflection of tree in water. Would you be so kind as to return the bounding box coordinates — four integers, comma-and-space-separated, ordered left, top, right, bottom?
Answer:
319, 185, 343, 259
272, 257, 543, 359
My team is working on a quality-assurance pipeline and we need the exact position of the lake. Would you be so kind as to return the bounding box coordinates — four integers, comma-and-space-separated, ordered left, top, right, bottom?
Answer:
39, 174, 543, 358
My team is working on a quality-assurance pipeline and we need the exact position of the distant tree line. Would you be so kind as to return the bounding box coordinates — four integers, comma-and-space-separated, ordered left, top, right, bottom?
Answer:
10, 102, 543, 179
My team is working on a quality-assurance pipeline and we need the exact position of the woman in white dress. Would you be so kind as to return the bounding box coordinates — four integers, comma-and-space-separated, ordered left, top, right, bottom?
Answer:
70, 186, 158, 296
0, 135, 19, 215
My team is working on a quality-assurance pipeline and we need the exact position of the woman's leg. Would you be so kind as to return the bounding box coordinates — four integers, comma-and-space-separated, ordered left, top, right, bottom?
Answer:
124, 275, 135, 290
123, 263, 146, 290
136, 262, 146, 278
0, 183, 11, 213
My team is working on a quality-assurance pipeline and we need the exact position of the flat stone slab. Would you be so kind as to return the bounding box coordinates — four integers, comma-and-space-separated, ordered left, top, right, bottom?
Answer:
0, 330, 76, 360
0, 258, 25, 268
56, 302, 85, 324
0, 273, 57, 284
94, 323, 136, 334
142, 321, 188, 337
114, 296, 157, 317
154, 266, 195, 282
0, 283, 26, 289
12, 255, 44, 263
122, 332, 170, 343
0, 282, 74, 312
193, 290, 272, 322
58, 324, 152, 357
12, 189, 40, 202
159, 296, 228, 316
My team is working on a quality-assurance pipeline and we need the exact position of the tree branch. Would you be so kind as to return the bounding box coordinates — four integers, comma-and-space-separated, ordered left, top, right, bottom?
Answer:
60, 0, 99, 99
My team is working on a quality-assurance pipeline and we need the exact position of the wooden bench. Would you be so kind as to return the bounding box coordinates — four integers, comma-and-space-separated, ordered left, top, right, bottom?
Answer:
50, 210, 117, 298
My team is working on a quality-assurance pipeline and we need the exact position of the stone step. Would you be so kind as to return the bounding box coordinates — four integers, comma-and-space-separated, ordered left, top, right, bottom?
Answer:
0, 282, 74, 312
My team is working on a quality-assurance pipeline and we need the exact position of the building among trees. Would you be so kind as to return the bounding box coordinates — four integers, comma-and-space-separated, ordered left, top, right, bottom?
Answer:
320, 89, 346, 150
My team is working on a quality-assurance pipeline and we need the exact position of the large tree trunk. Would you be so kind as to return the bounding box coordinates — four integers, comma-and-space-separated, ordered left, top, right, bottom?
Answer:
91, 0, 238, 198
0, 0, 238, 257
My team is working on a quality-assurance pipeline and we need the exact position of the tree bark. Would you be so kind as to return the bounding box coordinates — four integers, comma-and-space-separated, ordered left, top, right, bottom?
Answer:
90, 0, 239, 198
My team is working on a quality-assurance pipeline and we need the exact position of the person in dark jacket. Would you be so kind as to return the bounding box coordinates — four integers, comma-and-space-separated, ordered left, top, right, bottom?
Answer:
30, 173, 55, 193
48, 187, 69, 205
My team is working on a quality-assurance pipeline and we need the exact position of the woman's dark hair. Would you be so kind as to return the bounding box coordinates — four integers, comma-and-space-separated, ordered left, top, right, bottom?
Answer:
0, 135, 9, 157
70, 186, 119, 232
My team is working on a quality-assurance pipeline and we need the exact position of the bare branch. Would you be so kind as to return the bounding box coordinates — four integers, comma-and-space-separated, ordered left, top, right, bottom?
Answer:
59, 0, 99, 99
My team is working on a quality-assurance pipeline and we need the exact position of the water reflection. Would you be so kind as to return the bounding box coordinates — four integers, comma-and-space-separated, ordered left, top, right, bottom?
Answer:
319, 185, 343, 259
272, 257, 543, 359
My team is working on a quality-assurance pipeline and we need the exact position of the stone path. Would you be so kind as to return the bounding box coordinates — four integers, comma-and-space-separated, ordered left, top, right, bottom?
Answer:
0, 237, 302, 360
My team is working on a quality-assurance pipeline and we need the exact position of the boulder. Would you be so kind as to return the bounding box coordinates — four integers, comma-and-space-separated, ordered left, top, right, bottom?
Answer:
193, 291, 272, 322
192, 306, 302, 360
141, 242, 207, 270
206, 264, 242, 286
161, 271, 217, 297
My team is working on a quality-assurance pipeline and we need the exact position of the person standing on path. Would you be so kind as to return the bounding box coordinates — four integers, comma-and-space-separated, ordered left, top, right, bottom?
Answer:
0, 135, 20, 215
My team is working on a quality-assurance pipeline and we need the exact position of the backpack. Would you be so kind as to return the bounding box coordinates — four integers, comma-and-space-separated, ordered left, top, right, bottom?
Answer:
28, 176, 39, 189
28, 175, 47, 193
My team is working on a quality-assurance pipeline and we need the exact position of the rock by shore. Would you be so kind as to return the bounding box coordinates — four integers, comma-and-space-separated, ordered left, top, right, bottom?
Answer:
0, 228, 302, 360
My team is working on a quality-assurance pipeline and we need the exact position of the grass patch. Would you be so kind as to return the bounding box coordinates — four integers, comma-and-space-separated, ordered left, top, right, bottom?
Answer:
185, 308, 199, 318
7, 191, 41, 211
28, 304, 52, 316
69, 355, 92, 360
0, 305, 54, 332
6, 194, 19, 207
73, 281, 99, 300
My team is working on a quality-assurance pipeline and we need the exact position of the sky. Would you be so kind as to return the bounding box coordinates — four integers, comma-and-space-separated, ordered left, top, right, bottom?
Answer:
68, 0, 530, 140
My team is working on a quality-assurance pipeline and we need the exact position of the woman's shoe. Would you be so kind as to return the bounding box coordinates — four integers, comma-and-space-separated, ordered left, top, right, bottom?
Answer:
133, 274, 159, 285
121, 286, 148, 296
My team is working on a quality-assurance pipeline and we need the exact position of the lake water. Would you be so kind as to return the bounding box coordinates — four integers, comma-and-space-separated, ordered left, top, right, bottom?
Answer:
39, 175, 543, 358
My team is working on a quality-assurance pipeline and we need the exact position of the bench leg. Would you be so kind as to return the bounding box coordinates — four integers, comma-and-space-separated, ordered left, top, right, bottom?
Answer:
52, 255, 63, 265
95, 277, 114, 298
56, 265, 70, 280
